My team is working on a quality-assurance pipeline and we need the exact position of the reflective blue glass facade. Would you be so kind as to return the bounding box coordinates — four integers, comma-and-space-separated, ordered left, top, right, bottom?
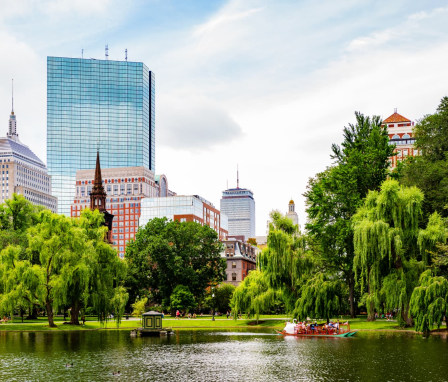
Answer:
47, 56, 155, 215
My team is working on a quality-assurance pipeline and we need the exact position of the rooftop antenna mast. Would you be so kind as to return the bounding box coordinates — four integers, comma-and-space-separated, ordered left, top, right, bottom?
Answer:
11, 78, 14, 113
125, 49, 128, 61
237, 165, 239, 189
105, 44, 109, 60
82, 48, 84, 59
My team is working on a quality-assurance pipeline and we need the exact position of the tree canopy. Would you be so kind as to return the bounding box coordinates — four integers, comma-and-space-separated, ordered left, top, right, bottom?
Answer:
125, 217, 225, 309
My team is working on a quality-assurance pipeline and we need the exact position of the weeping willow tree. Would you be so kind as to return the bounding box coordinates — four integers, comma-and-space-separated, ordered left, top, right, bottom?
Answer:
353, 180, 445, 325
230, 270, 275, 322
257, 211, 310, 313
294, 273, 345, 323
410, 270, 448, 336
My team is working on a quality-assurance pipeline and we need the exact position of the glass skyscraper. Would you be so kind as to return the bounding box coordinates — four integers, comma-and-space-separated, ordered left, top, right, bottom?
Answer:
220, 187, 255, 241
47, 56, 155, 215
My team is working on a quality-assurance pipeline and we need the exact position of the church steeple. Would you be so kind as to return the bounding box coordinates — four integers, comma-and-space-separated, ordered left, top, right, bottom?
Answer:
7, 79, 19, 141
89, 150, 114, 243
90, 150, 107, 211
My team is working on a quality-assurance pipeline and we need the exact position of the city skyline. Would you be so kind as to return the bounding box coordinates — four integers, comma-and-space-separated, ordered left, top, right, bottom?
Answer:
1, 1, 448, 234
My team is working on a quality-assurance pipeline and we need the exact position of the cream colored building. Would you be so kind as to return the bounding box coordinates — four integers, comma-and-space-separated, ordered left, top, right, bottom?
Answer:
0, 103, 57, 212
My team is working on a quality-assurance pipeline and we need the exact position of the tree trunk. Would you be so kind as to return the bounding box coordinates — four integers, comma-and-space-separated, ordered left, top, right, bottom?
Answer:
401, 303, 413, 327
70, 300, 80, 325
367, 282, 375, 321
26, 306, 38, 320
348, 273, 356, 318
46, 299, 57, 328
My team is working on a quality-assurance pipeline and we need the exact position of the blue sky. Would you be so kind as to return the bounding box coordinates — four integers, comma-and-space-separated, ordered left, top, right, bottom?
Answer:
1, 0, 448, 234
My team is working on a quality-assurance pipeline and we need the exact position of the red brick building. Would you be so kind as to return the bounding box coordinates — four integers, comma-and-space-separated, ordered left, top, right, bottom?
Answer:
222, 238, 258, 286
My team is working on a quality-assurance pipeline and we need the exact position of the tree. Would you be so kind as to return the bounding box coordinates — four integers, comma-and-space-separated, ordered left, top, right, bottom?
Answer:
295, 273, 345, 323
125, 218, 225, 308
410, 270, 448, 336
231, 270, 274, 322
213, 283, 235, 313
353, 180, 445, 325
170, 285, 196, 313
401, 97, 448, 218
26, 210, 87, 327
305, 112, 394, 317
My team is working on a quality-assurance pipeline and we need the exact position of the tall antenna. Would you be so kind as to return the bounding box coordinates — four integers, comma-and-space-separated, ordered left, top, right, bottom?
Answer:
125, 49, 128, 61
105, 44, 109, 60
11, 78, 14, 113
82, 48, 84, 59
237, 164, 239, 189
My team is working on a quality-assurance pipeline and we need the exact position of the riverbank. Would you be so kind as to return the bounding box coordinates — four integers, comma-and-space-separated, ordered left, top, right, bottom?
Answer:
0, 315, 427, 333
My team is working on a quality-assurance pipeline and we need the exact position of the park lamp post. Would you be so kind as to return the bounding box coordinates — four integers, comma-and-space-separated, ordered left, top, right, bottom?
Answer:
212, 288, 215, 321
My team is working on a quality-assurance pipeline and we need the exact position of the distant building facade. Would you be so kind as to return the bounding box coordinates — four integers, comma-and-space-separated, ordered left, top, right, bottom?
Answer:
220, 187, 255, 241
71, 165, 174, 257
47, 56, 155, 215
383, 109, 418, 169
0, 92, 57, 212
286, 199, 299, 228
221, 238, 258, 286
139, 195, 228, 240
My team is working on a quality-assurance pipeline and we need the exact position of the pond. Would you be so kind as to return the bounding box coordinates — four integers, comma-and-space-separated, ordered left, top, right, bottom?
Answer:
0, 329, 447, 381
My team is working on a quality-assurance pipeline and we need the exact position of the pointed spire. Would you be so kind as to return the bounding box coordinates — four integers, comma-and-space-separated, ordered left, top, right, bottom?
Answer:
90, 150, 107, 212
11, 79, 14, 114
7, 79, 18, 141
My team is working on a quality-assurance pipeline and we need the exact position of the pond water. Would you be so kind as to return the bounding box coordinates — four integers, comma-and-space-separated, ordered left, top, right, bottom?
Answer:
0, 329, 447, 381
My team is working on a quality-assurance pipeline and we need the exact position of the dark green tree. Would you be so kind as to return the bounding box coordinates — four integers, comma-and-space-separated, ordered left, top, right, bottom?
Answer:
305, 112, 394, 317
170, 285, 196, 313
125, 218, 225, 308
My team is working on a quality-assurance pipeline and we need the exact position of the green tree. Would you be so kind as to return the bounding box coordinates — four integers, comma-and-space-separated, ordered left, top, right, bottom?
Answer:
410, 270, 448, 336
353, 180, 445, 324
231, 270, 274, 322
125, 218, 225, 308
170, 285, 196, 313
214, 283, 235, 313
132, 297, 148, 317
295, 273, 345, 323
401, 97, 448, 218
305, 112, 394, 317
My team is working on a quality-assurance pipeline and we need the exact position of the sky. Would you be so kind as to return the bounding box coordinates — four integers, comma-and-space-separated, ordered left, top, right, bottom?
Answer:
1, 0, 448, 235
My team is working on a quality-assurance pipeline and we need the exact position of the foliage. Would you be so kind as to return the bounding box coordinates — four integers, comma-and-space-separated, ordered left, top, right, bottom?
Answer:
125, 217, 225, 308
305, 112, 394, 317
170, 285, 196, 313
231, 270, 275, 322
401, 97, 448, 218
294, 273, 344, 322
205, 283, 235, 313
353, 179, 446, 325
410, 270, 448, 335
110, 286, 129, 328
131, 297, 148, 317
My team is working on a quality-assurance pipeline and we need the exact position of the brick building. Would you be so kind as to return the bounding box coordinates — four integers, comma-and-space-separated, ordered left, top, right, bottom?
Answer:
71, 166, 175, 257
139, 195, 228, 240
222, 238, 258, 286
383, 109, 418, 169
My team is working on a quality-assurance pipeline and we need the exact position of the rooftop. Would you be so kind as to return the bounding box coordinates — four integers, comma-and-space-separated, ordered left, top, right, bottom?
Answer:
383, 111, 411, 124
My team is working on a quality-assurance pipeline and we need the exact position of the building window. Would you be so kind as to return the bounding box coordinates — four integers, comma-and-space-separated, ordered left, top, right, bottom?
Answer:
232, 273, 237, 281
232, 262, 236, 269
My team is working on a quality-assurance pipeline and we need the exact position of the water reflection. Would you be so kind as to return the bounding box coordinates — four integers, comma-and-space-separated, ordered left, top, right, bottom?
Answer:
0, 330, 446, 381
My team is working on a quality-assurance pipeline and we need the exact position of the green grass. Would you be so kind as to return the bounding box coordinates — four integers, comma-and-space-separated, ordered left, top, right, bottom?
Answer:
0, 315, 424, 332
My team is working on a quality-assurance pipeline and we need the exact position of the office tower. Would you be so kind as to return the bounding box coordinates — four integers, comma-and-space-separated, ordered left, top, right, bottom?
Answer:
47, 56, 155, 215
71, 166, 174, 257
140, 195, 228, 241
0, 84, 57, 212
382, 109, 418, 169
220, 173, 255, 241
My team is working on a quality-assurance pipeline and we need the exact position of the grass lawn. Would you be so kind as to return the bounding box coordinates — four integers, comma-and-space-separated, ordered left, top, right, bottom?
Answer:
0, 315, 423, 332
